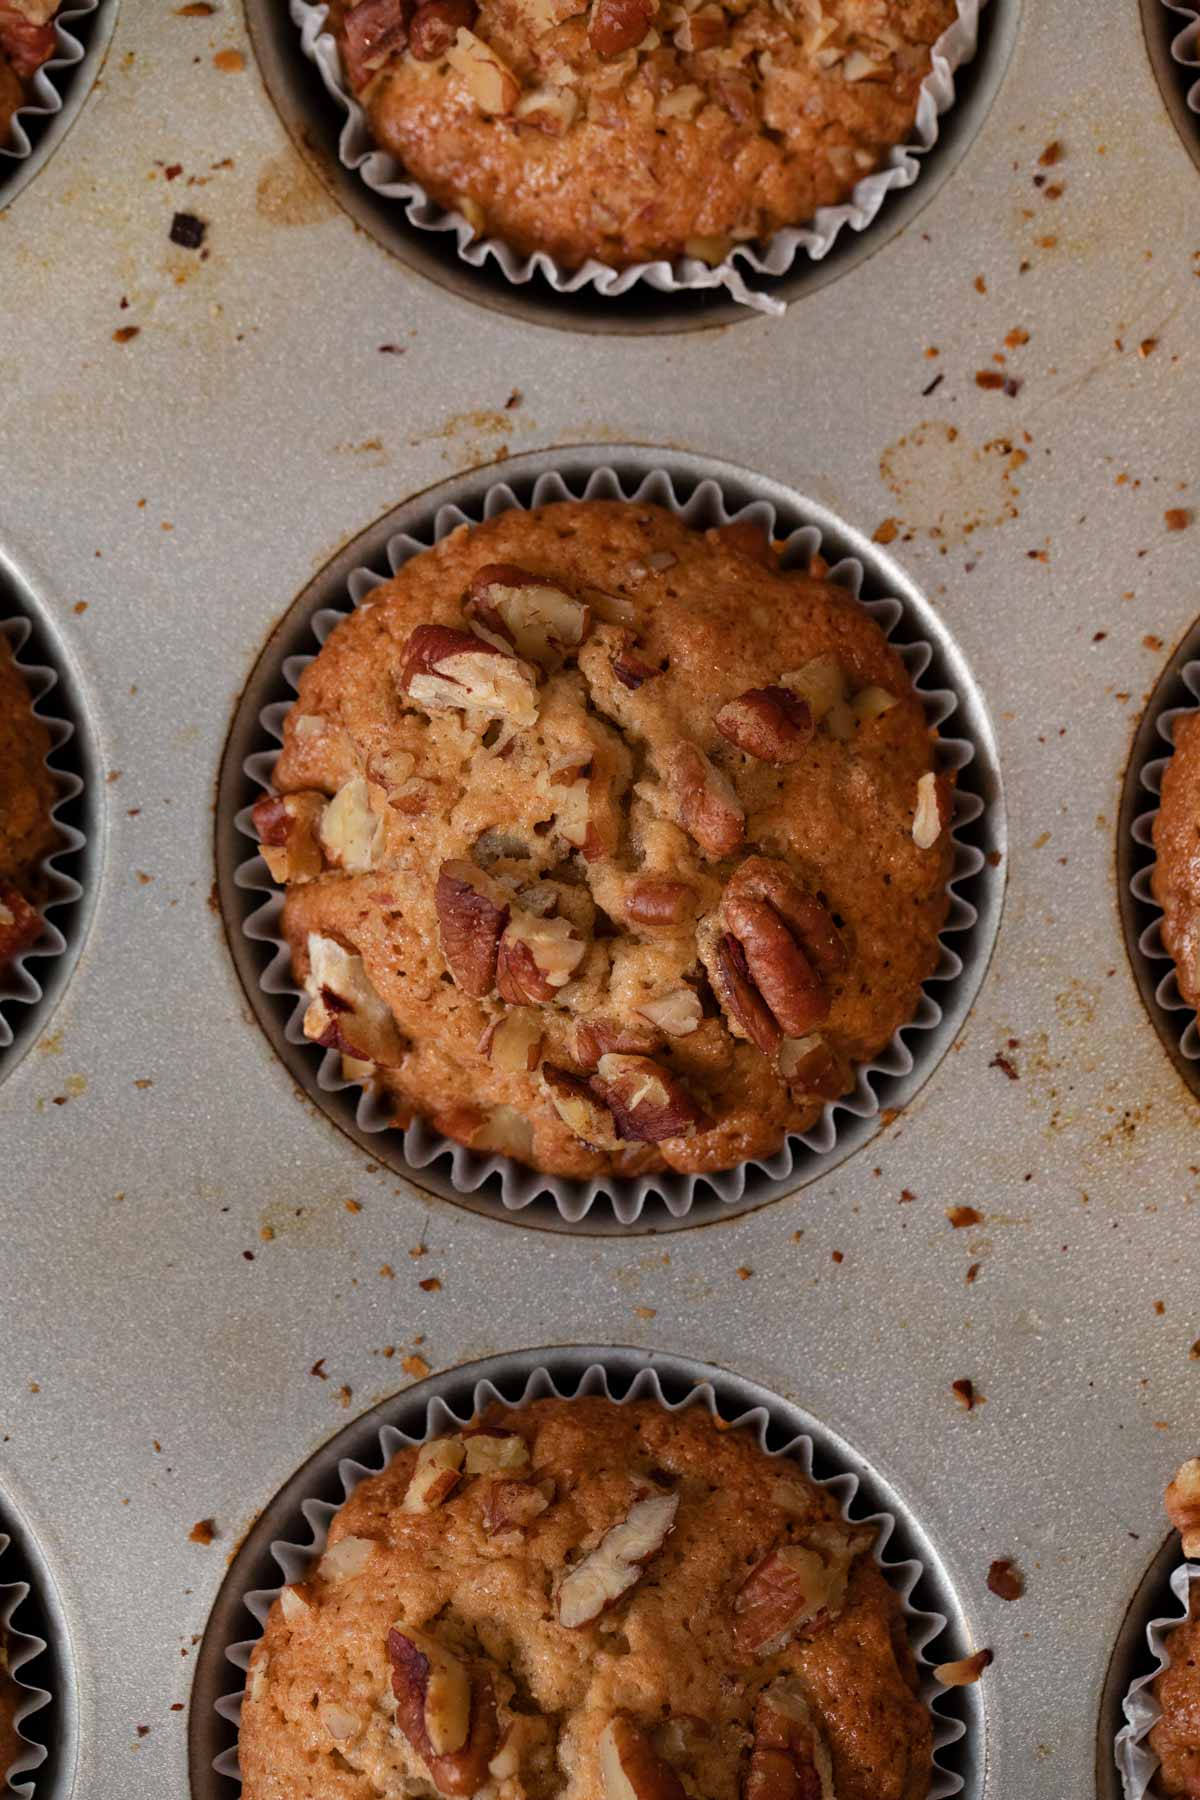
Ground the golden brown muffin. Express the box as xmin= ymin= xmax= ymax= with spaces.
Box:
xmin=1152 ymin=711 xmax=1200 ymax=1012
xmin=1151 ymin=1588 xmax=1200 ymax=1798
xmin=0 ymin=633 xmax=55 ymax=967
xmin=238 ymin=1396 xmax=933 ymax=1800
xmin=328 ymin=0 xmax=956 ymax=269
xmin=254 ymin=500 xmax=954 ymax=1180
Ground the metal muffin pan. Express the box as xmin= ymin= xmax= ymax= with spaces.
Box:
xmin=217 ymin=445 xmax=1004 ymax=1231
xmin=4 ymin=0 xmax=1200 ymax=1793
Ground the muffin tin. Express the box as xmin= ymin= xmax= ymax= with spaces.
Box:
xmin=3 ymin=0 xmax=1200 ymax=1795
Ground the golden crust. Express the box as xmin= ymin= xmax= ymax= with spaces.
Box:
xmin=334 ymin=0 xmax=956 ymax=268
xmin=263 ymin=499 xmax=953 ymax=1179
xmin=1150 ymin=1588 xmax=1200 ymax=1797
xmin=238 ymin=1396 xmax=932 ymax=1800
xmin=1152 ymin=710 xmax=1200 ymax=1012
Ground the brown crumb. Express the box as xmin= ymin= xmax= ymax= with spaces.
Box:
xmin=946 ymin=1205 xmax=983 ymax=1228
xmin=409 ymin=1244 xmax=427 ymax=1259
xmin=1004 ymin=327 xmax=1030 ymax=348
xmin=1190 ymin=1339 xmax=1200 ymax=1361
xmin=986 ymin=1558 xmax=1024 ymax=1601
xmin=402 ymin=1353 xmax=431 ymax=1379
xmin=345 ymin=1199 xmax=362 ymax=1213
xmin=633 ymin=1306 xmax=657 ymax=1320
xmin=1139 ymin=338 xmax=1159 ymax=359
xmin=736 ymin=1266 xmax=753 ymax=1280
xmin=113 ymin=326 xmax=141 ymax=344
xmin=873 ymin=518 xmax=900 ymax=545
xmin=831 ymin=1250 xmax=844 ymax=1265
xmin=990 ymin=1052 xmax=1019 ymax=1081
xmin=188 ymin=1518 xmax=216 ymax=1546
xmin=213 ymin=47 xmax=244 ymax=70
xmin=975 ymin=370 xmax=1005 ymax=390
xmin=419 ymin=1276 xmax=442 ymax=1293
xmin=379 ymin=1263 xmax=395 ymax=1278
xmin=1165 ymin=509 xmax=1192 ymax=532
xmin=176 ymin=1 xmax=215 ymax=11
xmin=935 ymin=1648 xmax=993 ymax=1686
xmin=1038 ymin=140 xmax=1063 ymax=166
xmin=965 ymin=1262 xmax=981 ymax=1285
xmin=337 ymin=1384 xmax=353 ymax=1408
xmin=951 ymin=1378 xmax=976 ymax=1411
xmin=974 ymin=275 xmax=987 ymax=294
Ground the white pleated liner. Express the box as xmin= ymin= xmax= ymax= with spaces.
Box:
xmin=0 ymin=2 xmax=99 ymax=164
xmin=1129 ymin=658 xmax=1200 ymax=1066
xmin=1115 ymin=1562 xmax=1199 ymax=1799
xmin=291 ymin=0 xmax=985 ymax=316
xmin=1160 ymin=1 xmax=1200 ymax=113
xmin=235 ymin=464 xmax=986 ymax=1225
xmin=0 ymin=1533 xmax=51 ymax=1800
xmin=212 ymin=1361 xmax=968 ymax=1796
xmin=0 ymin=616 xmax=85 ymax=1057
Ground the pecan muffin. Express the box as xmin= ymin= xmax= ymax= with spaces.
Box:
xmin=253 ymin=499 xmax=954 ymax=1180
xmin=1151 ymin=1460 xmax=1200 ymax=1796
xmin=0 ymin=634 xmax=54 ymax=968
xmin=0 ymin=4 xmax=61 ymax=144
xmin=238 ymin=1396 xmax=934 ymax=1800
xmin=1152 ymin=712 xmax=1200 ymax=1014
xmin=326 ymin=0 xmax=957 ymax=269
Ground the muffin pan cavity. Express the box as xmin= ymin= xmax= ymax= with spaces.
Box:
xmin=244 ymin=0 xmax=1017 ymax=332
xmin=190 ymin=1347 xmax=985 ymax=1800
xmin=1118 ymin=621 xmax=1200 ymax=1104
xmin=0 ymin=552 xmax=99 ymax=1087
xmin=216 ymin=446 xmax=1006 ymax=1233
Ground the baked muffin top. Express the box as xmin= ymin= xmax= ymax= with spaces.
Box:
xmin=0 ymin=3 xmax=60 ymax=144
xmin=329 ymin=0 xmax=956 ymax=269
xmin=1150 ymin=1459 xmax=1200 ymax=1796
xmin=0 ymin=633 xmax=55 ymax=968
xmin=255 ymin=499 xmax=954 ymax=1181
xmin=238 ymin=1396 xmax=933 ymax=1800
xmin=1152 ymin=710 xmax=1200 ymax=1013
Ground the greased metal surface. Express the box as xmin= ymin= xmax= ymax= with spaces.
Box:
xmin=1 ymin=2 xmax=1198 ymax=1798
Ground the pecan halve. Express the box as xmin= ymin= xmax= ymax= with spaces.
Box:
xmin=664 ymin=742 xmax=744 ymax=859
xmin=714 ymin=687 xmax=813 ymax=764
xmin=595 ymin=1053 xmax=707 ymax=1142
xmin=721 ymin=895 xmax=828 ymax=1039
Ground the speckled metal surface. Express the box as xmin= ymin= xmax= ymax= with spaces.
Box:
xmin=1 ymin=1 xmax=1198 ymax=1796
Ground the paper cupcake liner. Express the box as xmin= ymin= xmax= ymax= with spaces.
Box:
xmin=0 ymin=3 xmax=99 ymax=166
xmin=210 ymin=1354 xmax=971 ymax=1796
xmin=1128 ymin=656 xmax=1200 ymax=1067
xmin=1115 ymin=1560 xmax=1200 ymax=1798
xmin=0 ymin=1531 xmax=51 ymax=1799
xmin=290 ymin=0 xmax=985 ymax=316
xmin=233 ymin=460 xmax=988 ymax=1226
xmin=0 ymin=614 xmax=86 ymax=1062
xmin=1160 ymin=2 xmax=1200 ymax=114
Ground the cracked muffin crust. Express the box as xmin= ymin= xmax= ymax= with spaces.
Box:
xmin=1151 ymin=711 xmax=1200 ymax=1016
xmin=237 ymin=1396 xmax=933 ymax=1800
xmin=0 ymin=3 xmax=62 ymax=144
xmin=325 ymin=0 xmax=957 ymax=269
xmin=0 ymin=633 xmax=55 ymax=969
xmin=254 ymin=498 xmax=954 ymax=1180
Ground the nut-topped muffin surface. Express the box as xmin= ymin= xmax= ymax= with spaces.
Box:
xmin=253 ymin=499 xmax=954 ymax=1180
xmin=0 ymin=633 xmax=55 ymax=969
xmin=1150 ymin=1459 xmax=1200 ymax=1796
xmin=0 ymin=4 xmax=62 ymax=144
xmin=238 ymin=1396 xmax=934 ymax=1800
xmin=326 ymin=0 xmax=957 ymax=269
xmin=1152 ymin=711 xmax=1200 ymax=1015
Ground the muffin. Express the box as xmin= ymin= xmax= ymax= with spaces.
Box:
xmin=326 ymin=0 xmax=957 ymax=269
xmin=252 ymin=499 xmax=954 ymax=1181
xmin=238 ymin=1395 xmax=934 ymax=1800
xmin=1152 ymin=711 xmax=1200 ymax=1013
xmin=0 ymin=633 xmax=55 ymax=968
xmin=0 ymin=5 xmax=61 ymax=144
xmin=1150 ymin=1459 xmax=1200 ymax=1795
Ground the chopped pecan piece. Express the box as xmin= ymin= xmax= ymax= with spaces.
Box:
xmin=734 ymin=1522 xmax=871 ymax=1656
xmin=588 ymin=0 xmax=655 ymax=54
xmin=409 ymin=0 xmax=475 ymax=58
xmin=663 ymin=742 xmax=744 ymax=859
xmin=463 ymin=1426 xmax=530 ymax=1475
xmin=912 ymin=770 xmax=953 ymax=850
xmin=479 ymin=1007 xmax=543 ymax=1072
xmin=1166 ymin=1458 xmax=1200 ymax=1558
xmin=342 ymin=0 xmax=410 ymax=88
xmin=714 ymin=687 xmax=812 ymax=764
xmin=573 ymin=1017 xmax=661 ymax=1069
xmin=635 ymin=989 xmax=702 ymax=1037
xmin=302 ymin=934 xmax=406 ymax=1068
xmin=624 ymin=878 xmax=695 ymax=927
xmin=558 ymin=1491 xmax=678 ymax=1627
xmin=319 ymin=776 xmax=384 ymax=873
xmin=480 ymin=1475 xmax=554 ymax=1536
xmin=934 ymin=1649 xmax=993 ymax=1687
xmin=402 ymin=1436 xmax=466 ymax=1513
xmin=496 ymin=909 xmax=586 ymax=1004
xmin=400 ymin=623 xmax=538 ymax=725
xmin=444 ymin=27 xmax=520 ymax=113
xmin=776 ymin=1034 xmax=843 ymax=1100
xmin=595 ymin=1053 xmax=707 ymax=1142
xmin=388 ymin=1628 xmax=500 ymax=1794
xmin=253 ymin=791 xmax=326 ymax=883
xmin=465 ymin=564 xmax=591 ymax=668
xmin=541 ymin=1064 xmax=622 ymax=1150
xmin=436 ymin=860 xmax=511 ymax=998
xmin=599 ymin=1714 xmax=688 ymax=1800
xmin=745 ymin=1683 xmax=834 ymax=1800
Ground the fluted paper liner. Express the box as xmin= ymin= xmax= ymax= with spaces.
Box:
xmin=290 ymin=0 xmax=985 ymax=316
xmin=1115 ymin=1561 xmax=1199 ymax=1798
xmin=1128 ymin=657 xmax=1200 ymax=1067
xmin=1160 ymin=2 xmax=1200 ymax=114
xmin=0 ymin=614 xmax=86 ymax=1062
xmin=0 ymin=1531 xmax=50 ymax=1798
xmin=235 ymin=462 xmax=987 ymax=1224
xmin=0 ymin=3 xmax=99 ymax=167
xmin=211 ymin=1356 xmax=969 ymax=1795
